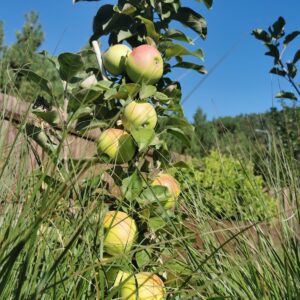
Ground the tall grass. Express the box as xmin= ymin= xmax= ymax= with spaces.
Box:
xmin=0 ymin=92 xmax=299 ymax=299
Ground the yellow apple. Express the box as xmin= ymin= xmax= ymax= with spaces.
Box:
xmin=122 ymin=101 xmax=157 ymax=132
xmin=103 ymin=211 xmax=137 ymax=256
xmin=152 ymin=174 xmax=181 ymax=209
xmin=97 ymin=128 xmax=136 ymax=164
xmin=103 ymin=44 xmax=132 ymax=75
xmin=121 ymin=272 xmax=165 ymax=300
xmin=126 ymin=45 xmax=163 ymax=84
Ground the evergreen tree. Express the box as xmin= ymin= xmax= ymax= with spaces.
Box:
xmin=0 ymin=11 xmax=48 ymax=100
xmin=190 ymin=108 xmax=214 ymax=157
xmin=0 ymin=21 xmax=4 ymax=55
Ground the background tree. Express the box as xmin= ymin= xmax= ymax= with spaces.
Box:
xmin=0 ymin=21 xmax=4 ymax=55
xmin=0 ymin=12 xmax=61 ymax=102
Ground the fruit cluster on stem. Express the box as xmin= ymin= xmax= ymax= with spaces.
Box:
xmin=98 ymin=43 xmax=181 ymax=299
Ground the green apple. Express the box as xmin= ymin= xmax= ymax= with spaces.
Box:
xmin=126 ymin=45 xmax=163 ymax=84
xmin=97 ymin=128 xmax=136 ymax=164
xmin=121 ymin=272 xmax=165 ymax=300
xmin=152 ymin=173 xmax=181 ymax=209
xmin=103 ymin=211 xmax=137 ymax=256
xmin=102 ymin=44 xmax=132 ymax=75
xmin=122 ymin=101 xmax=157 ymax=132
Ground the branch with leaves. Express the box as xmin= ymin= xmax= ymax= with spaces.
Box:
xmin=253 ymin=16 xmax=300 ymax=101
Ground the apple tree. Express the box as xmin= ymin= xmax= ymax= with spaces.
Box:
xmin=20 ymin=0 xmax=212 ymax=297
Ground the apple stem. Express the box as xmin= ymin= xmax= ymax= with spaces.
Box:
xmin=92 ymin=40 xmax=109 ymax=81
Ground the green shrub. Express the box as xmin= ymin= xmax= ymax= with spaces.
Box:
xmin=174 ymin=151 xmax=277 ymax=221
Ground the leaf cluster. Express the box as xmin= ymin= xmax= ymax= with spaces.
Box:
xmin=253 ymin=16 xmax=300 ymax=101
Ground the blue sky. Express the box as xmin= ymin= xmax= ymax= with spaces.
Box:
xmin=1 ymin=0 xmax=299 ymax=121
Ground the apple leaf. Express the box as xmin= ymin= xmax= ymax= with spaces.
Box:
xmin=269 ymin=67 xmax=286 ymax=77
xmin=114 ymin=3 xmax=137 ymax=15
xmin=136 ymin=16 xmax=160 ymax=42
xmin=68 ymin=106 xmax=93 ymax=123
xmin=140 ymin=185 xmax=170 ymax=206
xmin=275 ymin=91 xmax=297 ymax=100
xmin=252 ymin=29 xmax=272 ymax=43
xmin=162 ymin=116 xmax=194 ymax=130
xmin=167 ymin=128 xmax=191 ymax=147
xmin=148 ymin=217 xmax=167 ymax=231
xmin=283 ymin=31 xmax=300 ymax=46
xmin=19 ymin=69 xmax=53 ymax=97
xmin=58 ymin=52 xmax=84 ymax=82
xmin=77 ymin=119 xmax=108 ymax=134
xmin=173 ymin=62 xmax=207 ymax=74
xmin=92 ymin=4 xmax=132 ymax=41
xmin=32 ymin=110 xmax=60 ymax=126
xmin=161 ymin=42 xmax=204 ymax=60
xmin=173 ymin=7 xmax=207 ymax=39
xmin=118 ymin=83 xmax=141 ymax=99
xmin=268 ymin=16 xmax=285 ymax=40
xmin=153 ymin=92 xmax=170 ymax=101
xmin=136 ymin=249 xmax=153 ymax=268
xmin=293 ymin=49 xmax=300 ymax=64
xmin=139 ymin=84 xmax=157 ymax=99
xmin=25 ymin=124 xmax=58 ymax=157
xmin=131 ymin=128 xmax=156 ymax=152
xmin=121 ymin=170 xmax=143 ymax=201
xmin=164 ymin=29 xmax=194 ymax=44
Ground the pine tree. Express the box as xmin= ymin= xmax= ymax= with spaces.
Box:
xmin=0 ymin=11 xmax=48 ymax=100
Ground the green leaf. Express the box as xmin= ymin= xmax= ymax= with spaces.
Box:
xmin=19 ymin=70 xmax=53 ymax=97
xmin=252 ymin=29 xmax=272 ymax=43
xmin=104 ymin=87 xmax=119 ymax=100
xmin=265 ymin=44 xmax=280 ymax=64
xmin=114 ymin=3 xmax=137 ymax=15
xmin=195 ymin=0 xmax=214 ymax=9
xmin=153 ymin=92 xmax=170 ymax=101
xmin=283 ymin=31 xmax=300 ymax=46
xmin=174 ymin=7 xmax=207 ymax=39
xmin=117 ymin=29 xmax=134 ymax=42
xmin=118 ymin=83 xmax=141 ymax=99
xmin=25 ymin=124 xmax=58 ymax=157
xmin=33 ymin=110 xmax=60 ymax=126
xmin=287 ymin=63 xmax=297 ymax=78
xmin=173 ymin=62 xmax=207 ymax=74
xmin=77 ymin=119 xmax=108 ymax=133
xmin=203 ymin=0 xmax=213 ymax=9
xmin=162 ymin=42 xmax=204 ymax=60
xmin=69 ymin=89 xmax=105 ymax=109
xmin=136 ymin=16 xmax=160 ymax=42
xmin=121 ymin=170 xmax=143 ymax=201
xmin=167 ymin=128 xmax=191 ymax=147
xmin=131 ymin=128 xmax=156 ymax=151
xmin=164 ymin=29 xmax=194 ymax=44
xmin=172 ymin=161 xmax=190 ymax=168
xmin=293 ymin=49 xmax=300 ymax=64
xmin=269 ymin=67 xmax=286 ymax=77
xmin=163 ymin=116 xmax=194 ymax=130
xmin=139 ymin=84 xmax=157 ymax=99
xmin=136 ymin=249 xmax=152 ymax=268
xmin=140 ymin=185 xmax=170 ymax=206
xmin=68 ymin=106 xmax=92 ymax=123
xmin=58 ymin=52 xmax=84 ymax=82
xmin=275 ymin=91 xmax=297 ymax=100
xmin=148 ymin=217 xmax=166 ymax=231
xmin=268 ymin=16 xmax=285 ymax=39
xmin=92 ymin=4 xmax=132 ymax=40
xmin=92 ymin=80 xmax=116 ymax=91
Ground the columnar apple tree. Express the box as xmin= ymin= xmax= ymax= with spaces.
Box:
xmin=22 ymin=0 xmax=212 ymax=297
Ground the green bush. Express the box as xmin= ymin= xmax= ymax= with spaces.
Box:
xmin=174 ymin=151 xmax=277 ymax=221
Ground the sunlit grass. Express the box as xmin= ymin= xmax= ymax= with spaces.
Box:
xmin=0 ymin=89 xmax=299 ymax=299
